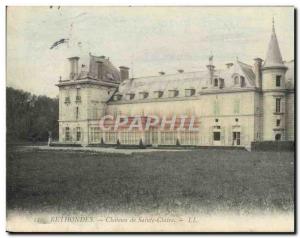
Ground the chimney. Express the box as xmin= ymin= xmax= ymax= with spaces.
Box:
xmin=253 ymin=58 xmax=263 ymax=88
xmin=68 ymin=56 xmax=80 ymax=80
xmin=119 ymin=66 xmax=130 ymax=81
xmin=226 ymin=63 xmax=233 ymax=69
xmin=178 ymin=69 xmax=184 ymax=73
xmin=159 ymin=71 xmax=165 ymax=75
xmin=206 ymin=64 xmax=215 ymax=85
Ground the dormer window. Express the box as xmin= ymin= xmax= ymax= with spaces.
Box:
xmin=214 ymin=78 xmax=219 ymax=87
xmin=154 ymin=91 xmax=163 ymax=98
xmin=185 ymin=88 xmax=195 ymax=97
xmin=139 ymin=92 xmax=149 ymax=99
xmin=113 ymin=94 xmax=122 ymax=101
xmin=213 ymin=78 xmax=225 ymax=89
xmin=126 ymin=93 xmax=135 ymax=100
xmin=168 ymin=89 xmax=179 ymax=98
xmin=240 ymin=76 xmax=246 ymax=87
xmin=233 ymin=75 xmax=246 ymax=87
xmin=219 ymin=78 xmax=225 ymax=89
xmin=234 ymin=76 xmax=239 ymax=85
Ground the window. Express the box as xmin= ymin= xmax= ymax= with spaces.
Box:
xmin=213 ymin=132 xmax=221 ymax=141
xmin=154 ymin=91 xmax=163 ymax=98
xmin=275 ymin=133 xmax=281 ymax=141
xmin=185 ymin=89 xmax=195 ymax=97
xmin=76 ymin=95 xmax=81 ymax=102
xmin=219 ymin=78 xmax=225 ymax=88
xmin=65 ymin=127 xmax=70 ymax=141
xmin=276 ymin=75 xmax=281 ymax=87
xmin=168 ymin=90 xmax=178 ymax=97
xmin=276 ymin=119 xmax=281 ymax=127
xmin=215 ymin=118 xmax=219 ymax=123
xmin=139 ymin=92 xmax=149 ymax=99
xmin=240 ymin=76 xmax=246 ymax=87
xmin=127 ymin=93 xmax=134 ymax=100
xmin=214 ymin=78 xmax=218 ymax=87
xmin=235 ymin=118 xmax=239 ymax=122
xmin=114 ymin=94 xmax=122 ymax=101
xmin=76 ymin=127 xmax=81 ymax=141
xmin=233 ymin=132 xmax=241 ymax=145
xmin=76 ymin=106 xmax=79 ymax=119
xmin=234 ymin=76 xmax=239 ymax=85
xmin=275 ymin=98 xmax=281 ymax=113
xmin=65 ymin=96 xmax=70 ymax=103
xmin=179 ymin=131 xmax=199 ymax=145
xmin=76 ymin=88 xmax=81 ymax=102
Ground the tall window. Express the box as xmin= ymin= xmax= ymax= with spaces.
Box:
xmin=219 ymin=78 xmax=225 ymax=88
xmin=213 ymin=132 xmax=220 ymax=141
xmin=275 ymin=98 xmax=281 ymax=113
xmin=233 ymin=132 xmax=241 ymax=145
xmin=65 ymin=127 xmax=70 ymax=141
xmin=76 ymin=127 xmax=81 ymax=141
xmin=76 ymin=106 xmax=79 ymax=119
xmin=276 ymin=119 xmax=281 ymax=127
xmin=234 ymin=76 xmax=239 ymax=85
xmin=276 ymin=75 xmax=281 ymax=87
xmin=214 ymin=78 xmax=218 ymax=87
xmin=76 ymin=88 xmax=81 ymax=102
xmin=240 ymin=76 xmax=246 ymax=87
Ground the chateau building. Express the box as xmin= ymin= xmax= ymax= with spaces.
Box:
xmin=56 ymin=22 xmax=294 ymax=147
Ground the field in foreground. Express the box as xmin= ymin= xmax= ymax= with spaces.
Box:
xmin=7 ymin=146 xmax=294 ymax=214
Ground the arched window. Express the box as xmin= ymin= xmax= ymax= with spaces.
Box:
xmin=240 ymin=76 xmax=246 ymax=87
xmin=219 ymin=78 xmax=225 ymax=88
xmin=214 ymin=78 xmax=218 ymax=87
xmin=234 ymin=76 xmax=239 ymax=85
xmin=275 ymin=134 xmax=281 ymax=141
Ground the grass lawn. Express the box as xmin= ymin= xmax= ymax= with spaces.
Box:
xmin=7 ymin=146 xmax=294 ymax=214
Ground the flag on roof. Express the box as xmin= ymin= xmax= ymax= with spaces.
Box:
xmin=49 ymin=38 xmax=69 ymax=49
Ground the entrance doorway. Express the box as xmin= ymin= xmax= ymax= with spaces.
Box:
xmin=233 ymin=132 xmax=241 ymax=146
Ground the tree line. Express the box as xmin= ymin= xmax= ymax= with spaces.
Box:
xmin=7 ymin=87 xmax=59 ymax=143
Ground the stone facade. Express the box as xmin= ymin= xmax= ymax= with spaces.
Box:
xmin=56 ymin=22 xmax=294 ymax=147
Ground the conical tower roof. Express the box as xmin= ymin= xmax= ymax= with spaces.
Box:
xmin=263 ymin=19 xmax=286 ymax=69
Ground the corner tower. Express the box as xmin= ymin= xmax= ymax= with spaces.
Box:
xmin=262 ymin=19 xmax=288 ymax=141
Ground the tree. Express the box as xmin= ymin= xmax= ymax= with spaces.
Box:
xmin=6 ymin=87 xmax=59 ymax=143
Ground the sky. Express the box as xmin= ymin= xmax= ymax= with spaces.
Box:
xmin=6 ymin=6 xmax=294 ymax=97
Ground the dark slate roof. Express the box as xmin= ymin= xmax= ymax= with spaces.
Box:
xmin=109 ymin=60 xmax=257 ymax=103
xmin=263 ymin=24 xmax=285 ymax=68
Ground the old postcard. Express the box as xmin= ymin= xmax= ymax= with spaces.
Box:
xmin=6 ymin=6 xmax=295 ymax=232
